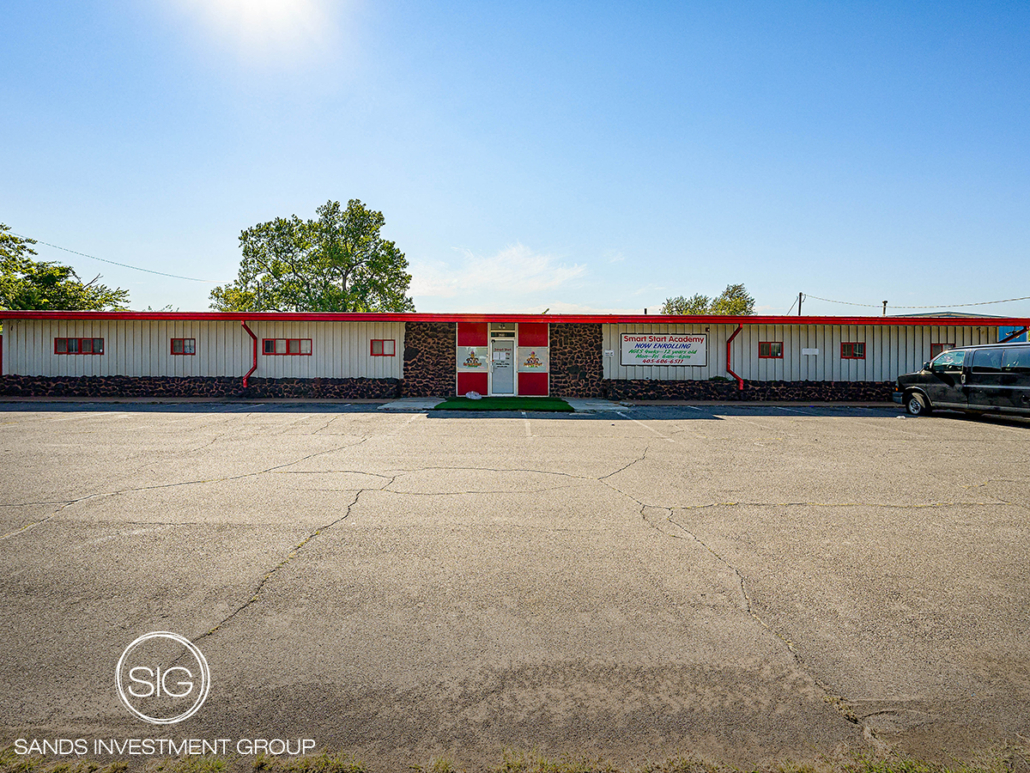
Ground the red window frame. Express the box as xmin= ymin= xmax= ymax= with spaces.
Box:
xmin=930 ymin=343 xmax=955 ymax=359
xmin=171 ymin=338 xmax=196 ymax=356
xmin=54 ymin=337 xmax=104 ymax=355
xmin=261 ymin=338 xmax=312 ymax=356
xmin=370 ymin=339 xmax=396 ymax=357
xmin=758 ymin=341 xmax=783 ymax=359
xmin=841 ymin=342 xmax=866 ymax=360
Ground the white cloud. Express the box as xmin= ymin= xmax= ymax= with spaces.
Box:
xmin=410 ymin=244 xmax=586 ymax=299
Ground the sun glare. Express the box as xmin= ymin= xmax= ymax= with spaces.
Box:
xmin=171 ymin=0 xmax=339 ymax=62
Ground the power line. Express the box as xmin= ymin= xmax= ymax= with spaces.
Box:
xmin=804 ymin=293 xmax=1030 ymax=310
xmin=13 ymin=233 xmax=217 ymax=283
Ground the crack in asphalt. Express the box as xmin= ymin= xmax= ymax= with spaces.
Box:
xmin=186 ymin=431 xmax=228 ymax=454
xmin=668 ymin=499 xmax=1007 ymax=510
xmin=379 ymin=465 xmax=597 ymax=482
xmin=0 ymin=496 xmax=112 ymax=541
xmin=598 ymin=443 xmax=651 ymax=481
xmin=959 ymin=479 xmax=1029 ymax=512
xmin=313 ymin=415 xmax=344 ymax=434
xmin=378 ymin=484 xmax=589 ymax=496
xmin=594 ymin=467 xmax=877 ymax=744
xmin=0 ymin=500 xmax=79 ymax=508
xmin=651 ymin=504 xmax=874 ymax=738
xmin=193 ymin=482 xmax=393 ymax=643
xmin=0 ymin=439 xmax=371 ymax=540
xmin=0 ymin=456 xmax=625 ymax=542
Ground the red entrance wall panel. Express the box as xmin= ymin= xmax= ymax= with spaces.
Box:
xmin=518 ymin=372 xmax=548 ymax=396
xmin=457 ymin=323 xmax=488 ymax=346
xmin=457 ymin=372 xmax=488 ymax=395
xmin=518 ymin=323 xmax=548 ymax=347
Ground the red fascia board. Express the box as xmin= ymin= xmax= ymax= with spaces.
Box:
xmin=2 ymin=310 xmax=1028 ymax=327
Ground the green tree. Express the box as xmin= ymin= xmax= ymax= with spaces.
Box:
xmin=660 ymin=284 xmax=755 ymax=316
xmin=709 ymin=283 xmax=755 ymax=315
xmin=0 ymin=224 xmax=130 ymax=311
xmin=660 ymin=293 xmax=711 ymax=315
xmin=210 ymin=199 xmax=415 ymax=312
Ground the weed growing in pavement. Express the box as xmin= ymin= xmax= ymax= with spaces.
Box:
xmin=152 ymin=757 xmax=226 ymax=773
xmin=253 ymin=753 xmax=365 ymax=773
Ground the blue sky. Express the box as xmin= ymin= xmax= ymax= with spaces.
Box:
xmin=2 ymin=1 xmax=1028 ymax=316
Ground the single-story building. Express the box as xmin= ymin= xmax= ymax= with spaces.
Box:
xmin=1 ymin=311 xmax=1027 ymax=401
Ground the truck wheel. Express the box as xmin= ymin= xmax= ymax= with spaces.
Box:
xmin=906 ymin=392 xmax=931 ymax=416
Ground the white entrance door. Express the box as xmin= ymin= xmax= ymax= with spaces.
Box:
xmin=490 ymin=339 xmax=515 ymax=395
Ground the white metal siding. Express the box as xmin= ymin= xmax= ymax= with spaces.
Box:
xmin=0 ymin=319 xmax=404 ymax=379
xmin=248 ymin=321 xmax=404 ymax=379
xmin=603 ymin=323 xmax=996 ymax=382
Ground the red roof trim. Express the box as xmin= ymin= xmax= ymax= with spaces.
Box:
xmin=1 ymin=310 xmax=1027 ymax=326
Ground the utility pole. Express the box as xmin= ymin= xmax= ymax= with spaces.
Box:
xmin=798 ymin=292 xmax=803 ymax=316
xmin=882 ymin=300 xmax=888 ymax=316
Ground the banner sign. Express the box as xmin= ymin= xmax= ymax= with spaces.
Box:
xmin=456 ymin=346 xmax=489 ymax=372
xmin=517 ymin=347 xmax=549 ymax=373
xmin=620 ymin=333 xmax=707 ymax=367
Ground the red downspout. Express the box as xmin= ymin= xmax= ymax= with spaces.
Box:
xmin=241 ymin=321 xmax=258 ymax=388
xmin=726 ymin=323 xmax=744 ymax=391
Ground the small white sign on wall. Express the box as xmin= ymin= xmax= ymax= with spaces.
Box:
xmin=802 ymin=348 xmax=819 ymax=356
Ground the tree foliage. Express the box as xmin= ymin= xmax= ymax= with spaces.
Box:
xmin=0 ymin=224 xmax=130 ymax=311
xmin=660 ymin=283 xmax=755 ymax=316
xmin=210 ymin=200 xmax=415 ymax=313
xmin=660 ymin=293 xmax=711 ymax=315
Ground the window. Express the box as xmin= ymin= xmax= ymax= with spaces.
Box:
xmin=758 ymin=341 xmax=783 ymax=359
xmin=841 ymin=342 xmax=866 ymax=360
xmin=930 ymin=349 xmax=965 ymax=373
xmin=55 ymin=337 xmax=104 ymax=355
xmin=370 ymin=339 xmax=396 ymax=356
xmin=930 ymin=343 xmax=955 ymax=358
xmin=971 ymin=348 xmax=1002 ymax=373
xmin=171 ymin=338 xmax=196 ymax=355
xmin=262 ymin=338 xmax=312 ymax=356
xmin=1001 ymin=346 xmax=1030 ymax=374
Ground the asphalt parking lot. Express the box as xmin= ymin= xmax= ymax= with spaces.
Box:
xmin=1 ymin=402 xmax=1029 ymax=768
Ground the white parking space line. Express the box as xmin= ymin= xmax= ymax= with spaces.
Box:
xmin=41 ymin=412 xmax=129 ymax=423
xmin=616 ymin=411 xmax=676 ymax=443
xmin=521 ymin=411 xmax=532 ymax=438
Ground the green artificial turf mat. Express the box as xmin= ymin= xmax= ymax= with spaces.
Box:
xmin=434 ymin=396 xmax=574 ymax=412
